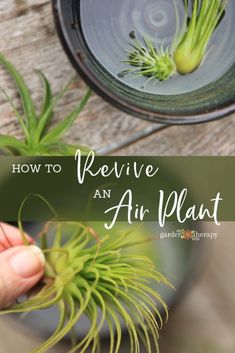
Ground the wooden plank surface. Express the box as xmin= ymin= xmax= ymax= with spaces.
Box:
xmin=1 ymin=0 xmax=235 ymax=155
xmin=115 ymin=115 xmax=235 ymax=155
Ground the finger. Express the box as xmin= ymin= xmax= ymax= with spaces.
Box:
xmin=0 ymin=245 xmax=45 ymax=309
xmin=0 ymin=223 xmax=34 ymax=252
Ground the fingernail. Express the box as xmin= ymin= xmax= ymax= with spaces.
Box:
xmin=9 ymin=246 xmax=45 ymax=278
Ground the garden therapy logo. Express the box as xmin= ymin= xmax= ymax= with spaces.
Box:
xmin=160 ymin=229 xmax=218 ymax=241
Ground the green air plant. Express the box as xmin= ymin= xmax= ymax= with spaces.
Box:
xmin=0 ymin=219 xmax=170 ymax=353
xmin=123 ymin=33 xmax=176 ymax=82
xmin=174 ymin=0 xmax=228 ymax=74
xmin=124 ymin=0 xmax=228 ymax=82
xmin=0 ymin=53 xmax=91 ymax=156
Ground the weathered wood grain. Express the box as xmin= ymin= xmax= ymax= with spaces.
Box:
xmin=0 ymin=0 xmax=151 ymax=152
xmin=115 ymin=115 xmax=235 ymax=155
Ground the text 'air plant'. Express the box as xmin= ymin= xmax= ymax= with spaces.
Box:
xmin=0 ymin=196 xmax=170 ymax=353
xmin=0 ymin=53 xmax=91 ymax=156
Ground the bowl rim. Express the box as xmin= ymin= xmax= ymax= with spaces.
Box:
xmin=52 ymin=0 xmax=235 ymax=125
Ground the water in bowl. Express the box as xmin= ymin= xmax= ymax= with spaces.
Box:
xmin=80 ymin=0 xmax=235 ymax=95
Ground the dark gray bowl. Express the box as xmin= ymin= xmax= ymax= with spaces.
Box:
xmin=52 ymin=0 xmax=235 ymax=124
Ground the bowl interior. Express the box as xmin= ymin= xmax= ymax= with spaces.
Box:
xmin=80 ymin=0 xmax=235 ymax=96
xmin=54 ymin=0 xmax=235 ymax=123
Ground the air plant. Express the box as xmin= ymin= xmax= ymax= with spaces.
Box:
xmin=174 ymin=0 xmax=228 ymax=74
xmin=0 ymin=53 xmax=91 ymax=156
xmin=122 ymin=33 xmax=176 ymax=82
xmin=124 ymin=0 xmax=228 ymax=82
xmin=0 ymin=224 xmax=170 ymax=353
xmin=0 ymin=195 xmax=170 ymax=353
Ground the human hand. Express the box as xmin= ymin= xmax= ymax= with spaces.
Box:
xmin=0 ymin=223 xmax=45 ymax=309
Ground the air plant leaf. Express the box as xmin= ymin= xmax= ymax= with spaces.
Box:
xmin=35 ymin=70 xmax=53 ymax=120
xmin=0 ymin=220 xmax=170 ymax=353
xmin=0 ymin=53 xmax=92 ymax=156
xmin=0 ymin=134 xmax=24 ymax=147
xmin=174 ymin=0 xmax=228 ymax=74
xmin=0 ymin=87 xmax=29 ymax=138
xmin=0 ymin=135 xmax=27 ymax=155
xmin=35 ymin=79 xmax=73 ymax=141
xmin=41 ymin=88 xmax=91 ymax=144
xmin=0 ymin=53 xmax=37 ymax=138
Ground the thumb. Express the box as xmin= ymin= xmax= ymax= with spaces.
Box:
xmin=0 ymin=245 xmax=45 ymax=309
